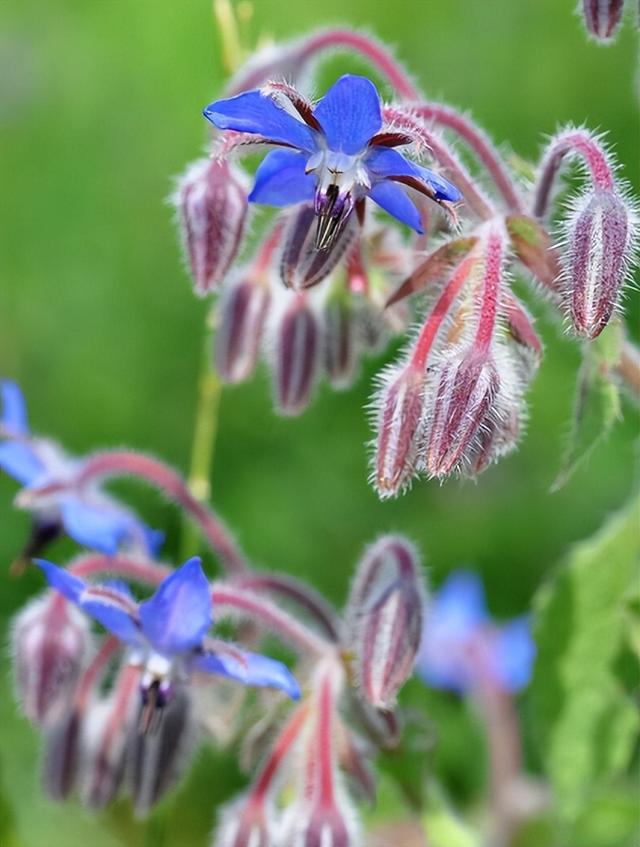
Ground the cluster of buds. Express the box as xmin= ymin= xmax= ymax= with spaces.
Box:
xmin=173 ymin=24 xmax=638 ymax=495
xmin=5 ymin=382 xmax=427 ymax=845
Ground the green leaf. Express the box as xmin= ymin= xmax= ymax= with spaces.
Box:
xmin=552 ymin=320 xmax=625 ymax=492
xmin=530 ymin=495 xmax=640 ymax=821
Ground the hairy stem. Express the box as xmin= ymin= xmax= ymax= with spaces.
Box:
xmin=533 ymin=129 xmax=614 ymax=219
xmin=212 ymin=583 xmax=333 ymax=656
xmin=414 ymin=103 xmax=522 ymax=212
xmin=75 ymin=451 xmax=248 ymax=575
xmin=227 ymin=28 xmax=419 ymax=99
xmin=181 ymin=309 xmax=223 ymax=560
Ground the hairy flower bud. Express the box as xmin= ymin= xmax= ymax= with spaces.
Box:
xmin=42 ymin=708 xmax=83 ymax=801
xmin=580 ymin=0 xmax=624 ymax=42
xmin=324 ymin=296 xmax=359 ymax=390
xmin=370 ymin=362 xmax=425 ymax=499
xmin=281 ymin=205 xmax=356 ymax=290
xmin=127 ymin=686 xmax=197 ymax=817
xmin=270 ymin=293 xmax=321 ymax=416
xmin=81 ymin=666 xmax=140 ymax=810
xmin=563 ymin=188 xmax=634 ymax=339
xmin=11 ymin=592 xmax=91 ymax=725
xmin=423 ymin=350 xmax=500 ymax=478
xmin=175 ymin=157 xmax=248 ymax=296
xmin=215 ymin=276 xmax=271 ymax=383
xmin=347 ymin=536 xmax=424 ymax=710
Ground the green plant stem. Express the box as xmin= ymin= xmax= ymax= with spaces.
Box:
xmin=180 ymin=309 xmax=222 ymax=560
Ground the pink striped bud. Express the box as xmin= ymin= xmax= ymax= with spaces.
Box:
xmin=81 ymin=666 xmax=140 ymax=810
xmin=42 ymin=708 xmax=83 ymax=801
xmin=347 ymin=536 xmax=424 ymax=711
xmin=281 ymin=205 xmax=356 ymax=290
xmin=324 ymin=296 xmax=359 ymax=390
xmin=564 ymin=188 xmax=634 ymax=339
xmin=424 ymin=350 xmax=499 ymax=478
xmin=175 ymin=157 xmax=248 ymax=296
xmin=127 ymin=687 xmax=197 ymax=817
xmin=215 ymin=276 xmax=271 ymax=383
xmin=270 ymin=293 xmax=321 ymax=416
xmin=580 ymin=0 xmax=624 ymax=42
xmin=11 ymin=592 xmax=91 ymax=725
xmin=423 ymin=345 xmax=524 ymax=478
xmin=370 ymin=362 xmax=425 ymax=499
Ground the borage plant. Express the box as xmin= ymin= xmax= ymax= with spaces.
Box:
xmin=4 ymin=4 xmax=639 ymax=847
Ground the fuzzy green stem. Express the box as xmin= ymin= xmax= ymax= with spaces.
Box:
xmin=180 ymin=309 xmax=222 ymax=560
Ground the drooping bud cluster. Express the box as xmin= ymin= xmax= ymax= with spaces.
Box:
xmin=211 ymin=217 xmax=411 ymax=415
xmin=179 ymin=33 xmax=638 ymax=494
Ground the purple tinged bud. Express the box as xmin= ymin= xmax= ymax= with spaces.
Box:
xmin=347 ymin=536 xmax=424 ymax=711
xmin=127 ymin=686 xmax=197 ymax=817
xmin=215 ymin=276 xmax=271 ymax=383
xmin=324 ymin=296 xmax=359 ymax=390
xmin=42 ymin=708 xmax=82 ymax=801
xmin=281 ymin=205 xmax=356 ymax=290
xmin=11 ymin=592 xmax=91 ymax=725
xmin=371 ymin=362 xmax=425 ymax=499
xmin=271 ymin=293 xmax=321 ymax=416
xmin=564 ymin=188 xmax=633 ymax=339
xmin=424 ymin=350 xmax=500 ymax=479
xmin=175 ymin=157 xmax=249 ymax=296
xmin=580 ymin=0 xmax=624 ymax=42
xmin=81 ymin=666 xmax=140 ymax=810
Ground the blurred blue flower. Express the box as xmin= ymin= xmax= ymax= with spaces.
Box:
xmin=0 ymin=380 xmax=161 ymax=556
xmin=415 ymin=570 xmax=535 ymax=694
xmin=204 ymin=74 xmax=461 ymax=248
xmin=36 ymin=556 xmax=301 ymax=703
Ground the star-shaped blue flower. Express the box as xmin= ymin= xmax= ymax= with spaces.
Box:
xmin=204 ymin=75 xmax=462 ymax=249
xmin=36 ymin=556 xmax=301 ymax=704
xmin=0 ymin=380 xmax=161 ymax=556
xmin=415 ymin=571 xmax=535 ymax=694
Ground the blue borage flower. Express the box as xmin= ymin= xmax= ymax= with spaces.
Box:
xmin=0 ymin=380 xmax=161 ymax=556
xmin=204 ymin=74 xmax=462 ymax=249
xmin=416 ymin=570 xmax=535 ymax=693
xmin=36 ymin=556 xmax=301 ymax=707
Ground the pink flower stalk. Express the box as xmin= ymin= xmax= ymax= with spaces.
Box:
xmin=347 ymin=536 xmax=424 ymax=710
xmin=579 ymin=0 xmax=625 ymax=42
xmin=534 ymin=127 xmax=638 ymax=338
xmin=280 ymin=668 xmax=359 ymax=847
xmin=214 ymin=703 xmax=310 ymax=847
xmin=270 ymin=292 xmax=321 ymax=416
xmin=371 ymin=248 xmax=480 ymax=496
xmin=421 ymin=223 xmax=524 ymax=478
xmin=175 ymin=157 xmax=249 ymax=295
xmin=11 ymin=592 xmax=91 ymax=725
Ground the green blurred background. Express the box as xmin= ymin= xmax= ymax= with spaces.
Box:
xmin=0 ymin=1 xmax=638 ymax=845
